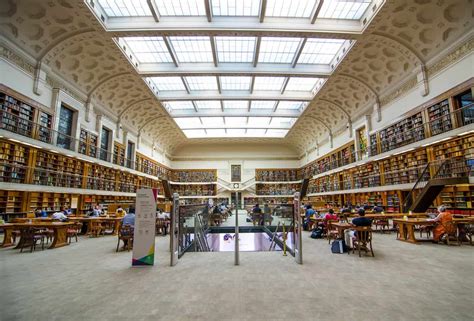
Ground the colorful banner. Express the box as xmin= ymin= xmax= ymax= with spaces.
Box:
xmin=132 ymin=188 xmax=157 ymax=266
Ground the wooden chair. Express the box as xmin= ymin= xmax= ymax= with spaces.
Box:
xmin=88 ymin=220 xmax=104 ymax=237
xmin=67 ymin=222 xmax=82 ymax=243
xmin=418 ymin=225 xmax=433 ymax=239
xmin=156 ymin=218 xmax=167 ymax=236
xmin=440 ymin=221 xmax=460 ymax=246
xmin=116 ymin=225 xmax=134 ymax=252
xmin=374 ymin=219 xmax=390 ymax=233
xmin=351 ymin=226 xmax=374 ymax=257
xmin=326 ymin=220 xmax=339 ymax=244
xmin=19 ymin=228 xmax=45 ymax=253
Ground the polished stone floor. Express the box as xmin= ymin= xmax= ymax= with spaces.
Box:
xmin=0 ymin=228 xmax=473 ymax=321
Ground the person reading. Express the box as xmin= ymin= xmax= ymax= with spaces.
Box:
xmin=344 ymin=209 xmax=372 ymax=248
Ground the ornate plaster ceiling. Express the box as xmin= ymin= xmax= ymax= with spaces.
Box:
xmin=0 ymin=0 xmax=472 ymax=155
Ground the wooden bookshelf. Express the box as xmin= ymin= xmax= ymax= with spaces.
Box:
xmin=244 ymin=197 xmax=293 ymax=206
xmin=79 ymin=128 xmax=98 ymax=158
xmin=113 ymin=142 xmax=125 ymax=167
xmin=303 ymin=142 xmax=356 ymax=178
xmin=0 ymin=190 xmax=23 ymax=214
xmin=171 ymin=183 xmax=216 ymax=196
xmin=171 ymin=169 xmax=217 ymax=182
xmin=381 ymin=149 xmax=428 ymax=185
xmin=427 ymin=99 xmax=453 ymax=137
xmin=255 ymin=168 xmax=301 ymax=182
xmin=379 ymin=112 xmax=425 ymax=153
xmin=256 ymin=183 xmax=301 ymax=195
xmin=135 ymin=152 xmax=171 ymax=179
xmin=0 ymin=140 xmax=29 ymax=184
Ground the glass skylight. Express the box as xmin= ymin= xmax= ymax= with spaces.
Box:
xmin=285 ymin=77 xmax=322 ymax=92
xmin=147 ymin=77 xmax=186 ymax=91
xmin=248 ymin=117 xmax=271 ymax=126
xmin=298 ymin=39 xmax=346 ymax=64
xmin=276 ymin=101 xmax=307 ymax=110
xmin=225 ymin=117 xmax=248 ymax=127
xmin=185 ymin=76 xmax=218 ymax=90
xmin=251 ymin=101 xmax=277 ymax=109
xmin=174 ymin=117 xmax=202 ymax=128
xmin=227 ymin=129 xmax=247 ymax=137
xmin=266 ymin=0 xmax=317 ymax=18
xmin=122 ymin=37 xmax=172 ymax=63
xmin=259 ymin=37 xmax=302 ymax=63
xmin=270 ymin=117 xmax=297 ymax=127
xmin=253 ymin=77 xmax=286 ymax=91
xmin=220 ymin=76 xmax=252 ymax=90
xmin=246 ymin=129 xmax=267 ymax=136
xmin=169 ymin=37 xmax=213 ymax=63
xmin=318 ymin=0 xmax=371 ymax=20
xmin=223 ymin=101 xmax=249 ymax=109
xmin=206 ymin=129 xmax=227 ymax=137
xmin=194 ymin=100 xmax=222 ymax=109
xmin=215 ymin=37 xmax=256 ymax=63
xmin=155 ymin=0 xmax=206 ymax=16
xmin=97 ymin=0 xmax=151 ymax=17
xmin=211 ymin=0 xmax=260 ymax=16
xmin=164 ymin=101 xmax=195 ymax=110
xmin=183 ymin=129 xmax=207 ymax=138
xmin=201 ymin=117 xmax=225 ymax=126
xmin=266 ymin=129 xmax=289 ymax=138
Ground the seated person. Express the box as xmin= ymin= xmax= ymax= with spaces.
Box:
xmin=430 ymin=205 xmax=454 ymax=242
xmin=61 ymin=206 xmax=71 ymax=216
xmin=121 ymin=207 xmax=136 ymax=227
xmin=35 ymin=207 xmax=46 ymax=218
xmin=344 ymin=209 xmax=372 ymax=248
xmin=52 ymin=211 xmax=68 ymax=222
xmin=373 ymin=206 xmax=384 ymax=214
xmin=319 ymin=209 xmax=338 ymax=228
xmin=115 ymin=206 xmax=126 ymax=217
xmin=90 ymin=205 xmax=102 ymax=217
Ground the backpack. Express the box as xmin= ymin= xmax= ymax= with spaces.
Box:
xmin=331 ymin=239 xmax=347 ymax=253
xmin=310 ymin=228 xmax=323 ymax=239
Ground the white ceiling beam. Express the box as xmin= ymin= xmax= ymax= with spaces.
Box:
xmin=280 ymin=77 xmax=290 ymax=94
xmin=210 ymin=36 xmax=218 ymax=67
xmin=310 ymin=0 xmax=325 ymax=24
xmin=204 ymin=0 xmax=212 ymax=22
xmin=156 ymin=90 xmax=314 ymax=101
xmin=181 ymin=77 xmax=191 ymax=93
xmin=192 ymin=101 xmax=200 ymax=112
xmin=146 ymin=0 xmax=160 ymax=22
xmin=253 ymin=37 xmax=261 ymax=67
xmin=291 ymin=38 xmax=307 ymax=68
xmin=259 ymin=0 xmax=267 ymax=23
xmin=105 ymin=17 xmax=362 ymax=38
xmin=139 ymin=62 xmax=331 ymax=76
xmin=163 ymin=36 xmax=179 ymax=67
xmin=179 ymin=125 xmax=293 ymax=130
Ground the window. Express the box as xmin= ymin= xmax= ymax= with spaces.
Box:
xmin=298 ymin=39 xmax=346 ymax=64
xmin=185 ymin=76 xmax=218 ymax=91
xmin=97 ymin=0 xmax=151 ymax=17
xmin=174 ymin=117 xmax=202 ymax=129
xmin=223 ymin=101 xmax=249 ymax=110
xmin=126 ymin=141 xmax=135 ymax=168
xmin=155 ymin=0 xmax=206 ymax=16
xmin=56 ymin=105 xmax=74 ymax=150
xmin=231 ymin=164 xmax=241 ymax=182
xmin=285 ymin=77 xmax=322 ymax=92
xmin=251 ymin=101 xmax=277 ymax=110
xmin=164 ymin=101 xmax=195 ymax=111
xmin=318 ymin=0 xmax=371 ymax=20
xmin=455 ymin=90 xmax=474 ymax=126
xmin=194 ymin=100 xmax=222 ymax=109
xmin=147 ymin=77 xmax=186 ymax=91
xmin=100 ymin=127 xmax=111 ymax=161
xmin=276 ymin=101 xmax=307 ymax=110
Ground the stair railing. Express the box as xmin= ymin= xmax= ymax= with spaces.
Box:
xmin=402 ymin=161 xmax=438 ymax=212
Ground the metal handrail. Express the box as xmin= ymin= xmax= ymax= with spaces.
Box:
xmin=402 ymin=162 xmax=433 ymax=212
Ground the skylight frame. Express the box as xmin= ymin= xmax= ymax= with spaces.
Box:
xmin=169 ymin=36 xmax=213 ymax=63
xmin=164 ymin=101 xmax=195 ymax=111
xmin=223 ymin=101 xmax=249 ymax=110
xmin=285 ymin=77 xmax=322 ymax=92
xmin=155 ymin=0 xmax=206 ymax=16
xmin=250 ymin=101 xmax=278 ymax=110
xmin=97 ymin=0 xmax=152 ymax=17
xmin=121 ymin=37 xmax=173 ymax=64
xmin=194 ymin=100 xmax=222 ymax=110
xmin=276 ymin=101 xmax=307 ymax=111
xmin=215 ymin=36 xmax=257 ymax=63
xmin=259 ymin=37 xmax=302 ymax=64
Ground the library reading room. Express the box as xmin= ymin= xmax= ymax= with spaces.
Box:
xmin=0 ymin=0 xmax=473 ymax=320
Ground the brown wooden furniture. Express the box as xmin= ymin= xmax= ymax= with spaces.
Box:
xmin=117 ymin=224 xmax=134 ymax=252
xmin=88 ymin=220 xmax=104 ymax=237
xmin=330 ymin=222 xmax=353 ymax=242
xmin=19 ymin=227 xmax=45 ymax=253
xmin=156 ymin=218 xmax=169 ymax=236
xmin=440 ymin=220 xmax=460 ymax=246
xmin=351 ymin=226 xmax=374 ymax=257
xmin=393 ymin=218 xmax=435 ymax=244
xmin=67 ymin=222 xmax=82 ymax=243
xmin=0 ymin=222 xmax=73 ymax=249
xmin=69 ymin=217 xmax=121 ymax=235
xmin=326 ymin=220 xmax=340 ymax=244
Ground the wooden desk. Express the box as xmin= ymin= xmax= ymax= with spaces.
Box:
xmin=0 ymin=222 xmax=74 ymax=249
xmin=393 ymin=218 xmax=435 ymax=244
xmin=68 ymin=217 xmax=122 ymax=235
xmin=331 ymin=222 xmax=353 ymax=237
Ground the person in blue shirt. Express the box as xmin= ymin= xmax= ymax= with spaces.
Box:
xmin=122 ymin=206 xmax=136 ymax=227
xmin=305 ymin=204 xmax=316 ymax=230
xmin=344 ymin=209 xmax=372 ymax=248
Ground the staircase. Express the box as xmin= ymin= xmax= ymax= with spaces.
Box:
xmin=403 ymin=157 xmax=472 ymax=212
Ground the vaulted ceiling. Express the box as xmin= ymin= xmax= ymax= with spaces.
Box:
xmin=0 ymin=0 xmax=472 ymax=155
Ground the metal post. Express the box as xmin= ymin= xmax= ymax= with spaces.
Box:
xmin=234 ymin=192 xmax=239 ymax=266
xmin=170 ymin=193 xmax=179 ymax=266
xmin=294 ymin=192 xmax=303 ymax=264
